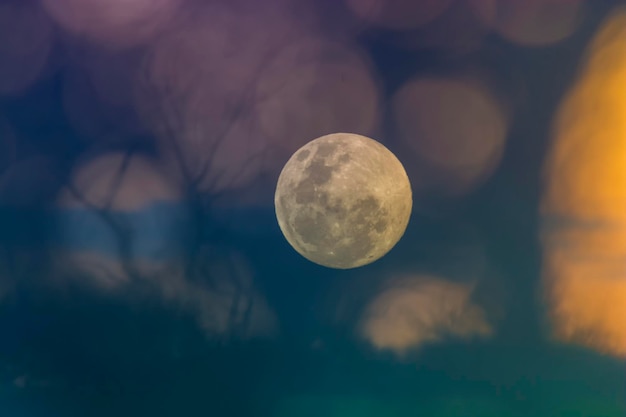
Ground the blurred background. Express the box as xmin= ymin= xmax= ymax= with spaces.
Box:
xmin=1 ymin=0 xmax=625 ymax=415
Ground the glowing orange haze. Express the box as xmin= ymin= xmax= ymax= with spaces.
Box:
xmin=541 ymin=8 xmax=626 ymax=358
xmin=359 ymin=276 xmax=492 ymax=356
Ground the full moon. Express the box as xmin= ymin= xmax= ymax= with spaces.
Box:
xmin=274 ymin=132 xmax=412 ymax=269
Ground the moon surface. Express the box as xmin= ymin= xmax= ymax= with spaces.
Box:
xmin=274 ymin=132 xmax=412 ymax=269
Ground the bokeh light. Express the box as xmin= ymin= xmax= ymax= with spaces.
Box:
xmin=475 ymin=0 xmax=584 ymax=46
xmin=391 ymin=75 xmax=509 ymax=196
xmin=41 ymin=0 xmax=182 ymax=50
xmin=254 ymin=36 xmax=381 ymax=166
xmin=58 ymin=153 xmax=181 ymax=210
xmin=541 ymin=7 xmax=626 ymax=358
xmin=393 ymin=0 xmax=492 ymax=53
xmin=134 ymin=1 xmax=314 ymax=194
xmin=1 ymin=0 xmax=625 ymax=414
xmin=53 ymin=153 xmax=188 ymax=289
xmin=359 ymin=275 xmax=492 ymax=356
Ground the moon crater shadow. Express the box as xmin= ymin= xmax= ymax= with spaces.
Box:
xmin=275 ymin=133 xmax=412 ymax=269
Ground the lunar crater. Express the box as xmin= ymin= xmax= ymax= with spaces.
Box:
xmin=275 ymin=133 xmax=412 ymax=269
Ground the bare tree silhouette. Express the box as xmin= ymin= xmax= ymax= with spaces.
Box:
xmin=53 ymin=16 xmax=309 ymax=340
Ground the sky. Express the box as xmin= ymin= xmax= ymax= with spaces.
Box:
xmin=1 ymin=0 xmax=626 ymax=416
